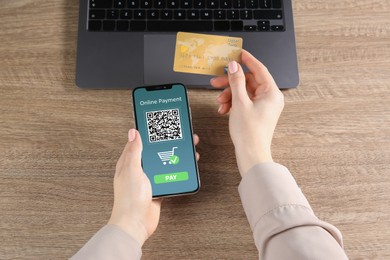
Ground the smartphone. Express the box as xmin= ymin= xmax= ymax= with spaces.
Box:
xmin=132 ymin=83 xmax=200 ymax=198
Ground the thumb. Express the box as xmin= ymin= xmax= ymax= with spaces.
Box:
xmin=124 ymin=128 xmax=143 ymax=171
xmin=227 ymin=61 xmax=251 ymax=105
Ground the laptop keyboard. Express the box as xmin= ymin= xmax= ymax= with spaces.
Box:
xmin=88 ymin=0 xmax=285 ymax=32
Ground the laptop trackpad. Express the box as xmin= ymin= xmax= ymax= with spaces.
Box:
xmin=144 ymin=34 xmax=211 ymax=87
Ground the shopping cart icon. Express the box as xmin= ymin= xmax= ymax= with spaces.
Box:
xmin=157 ymin=147 xmax=178 ymax=165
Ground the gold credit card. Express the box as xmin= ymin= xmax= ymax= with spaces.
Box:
xmin=173 ymin=32 xmax=243 ymax=76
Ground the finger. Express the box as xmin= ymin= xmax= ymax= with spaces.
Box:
xmin=240 ymin=50 xmax=275 ymax=86
xmin=210 ymin=76 xmax=229 ymax=88
xmin=193 ymin=134 xmax=200 ymax=146
xmin=218 ymin=102 xmax=231 ymax=115
xmin=192 ymin=134 xmax=200 ymax=161
xmin=121 ymin=129 xmax=143 ymax=172
xmin=127 ymin=129 xmax=143 ymax=164
xmin=216 ymin=87 xmax=232 ymax=104
xmin=243 ymin=73 xmax=258 ymax=99
xmin=227 ymin=61 xmax=251 ymax=104
xmin=151 ymin=198 xmax=163 ymax=213
xmin=152 ymin=198 xmax=163 ymax=205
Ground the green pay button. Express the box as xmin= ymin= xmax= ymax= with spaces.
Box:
xmin=154 ymin=171 xmax=189 ymax=184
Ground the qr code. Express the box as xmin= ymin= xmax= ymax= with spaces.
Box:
xmin=146 ymin=109 xmax=183 ymax=143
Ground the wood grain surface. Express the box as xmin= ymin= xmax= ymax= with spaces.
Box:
xmin=0 ymin=0 xmax=389 ymax=259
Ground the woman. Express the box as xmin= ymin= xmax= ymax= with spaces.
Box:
xmin=72 ymin=50 xmax=348 ymax=260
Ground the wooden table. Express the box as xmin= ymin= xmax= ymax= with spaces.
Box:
xmin=1 ymin=0 xmax=389 ymax=259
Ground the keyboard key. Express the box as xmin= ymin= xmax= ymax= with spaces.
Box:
xmin=147 ymin=10 xmax=159 ymax=19
xmin=154 ymin=0 xmax=165 ymax=8
xmin=167 ymin=0 xmax=179 ymax=8
xmin=220 ymin=0 xmax=231 ymax=8
xmin=214 ymin=21 xmax=230 ymax=30
xmin=230 ymin=21 xmax=243 ymax=30
xmin=120 ymin=10 xmax=132 ymax=19
xmin=227 ymin=10 xmax=239 ymax=19
xmin=141 ymin=0 xmax=152 ymax=8
xmin=89 ymin=10 xmax=105 ymax=19
xmin=257 ymin=20 xmax=270 ymax=26
xmin=130 ymin=21 xmax=146 ymax=30
xmin=272 ymin=0 xmax=282 ymax=9
xmin=201 ymin=10 xmax=213 ymax=19
xmin=257 ymin=20 xmax=270 ymax=30
xmin=259 ymin=0 xmax=271 ymax=8
xmin=116 ymin=20 xmax=129 ymax=30
xmin=240 ymin=10 xmax=252 ymax=19
xmin=181 ymin=0 xmax=192 ymax=8
xmin=232 ymin=0 xmax=245 ymax=8
xmin=174 ymin=10 xmax=186 ymax=19
xmin=161 ymin=10 xmax=173 ymax=19
xmin=103 ymin=20 xmax=116 ymax=31
xmin=127 ymin=0 xmax=139 ymax=8
xmin=147 ymin=21 xmax=213 ymax=31
xmin=107 ymin=9 xmax=119 ymax=19
xmin=88 ymin=20 xmax=102 ymax=31
xmin=187 ymin=10 xmax=199 ymax=19
xmin=207 ymin=0 xmax=219 ymax=8
xmin=134 ymin=10 xmax=146 ymax=19
xmin=246 ymin=0 xmax=258 ymax=8
xmin=271 ymin=25 xmax=284 ymax=31
xmin=114 ymin=0 xmax=126 ymax=8
xmin=258 ymin=24 xmax=270 ymax=31
xmin=90 ymin=0 xmax=112 ymax=8
xmin=254 ymin=10 xmax=282 ymax=19
xmin=244 ymin=25 xmax=257 ymax=31
xmin=194 ymin=0 xmax=205 ymax=8
xmin=214 ymin=10 xmax=226 ymax=19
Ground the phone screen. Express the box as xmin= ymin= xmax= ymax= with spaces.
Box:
xmin=132 ymin=84 xmax=200 ymax=197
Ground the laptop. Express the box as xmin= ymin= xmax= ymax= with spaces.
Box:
xmin=76 ymin=0 xmax=299 ymax=89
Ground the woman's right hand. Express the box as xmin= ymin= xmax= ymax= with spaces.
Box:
xmin=210 ymin=50 xmax=285 ymax=176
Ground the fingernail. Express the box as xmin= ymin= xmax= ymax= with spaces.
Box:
xmin=210 ymin=77 xmax=216 ymax=84
xmin=218 ymin=104 xmax=223 ymax=113
xmin=128 ymin=129 xmax=136 ymax=142
xmin=228 ymin=61 xmax=238 ymax=74
xmin=216 ymin=92 xmax=222 ymax=100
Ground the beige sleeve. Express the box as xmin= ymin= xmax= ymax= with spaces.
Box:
xmin=238 ymin=163 xmax=348 ymax=260
xmin=70 ymin=224 xmax=142 ymax=260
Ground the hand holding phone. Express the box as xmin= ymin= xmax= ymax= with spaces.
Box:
xmin=132 ymin=83 xmax=200 ymax=197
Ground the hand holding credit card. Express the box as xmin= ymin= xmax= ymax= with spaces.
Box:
xmin=173 ymin=32 xmax=243 ymax=76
